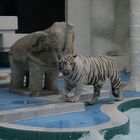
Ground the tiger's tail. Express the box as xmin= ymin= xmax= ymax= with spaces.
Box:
xmin=119 ymin=82 xmax=127 ymax=89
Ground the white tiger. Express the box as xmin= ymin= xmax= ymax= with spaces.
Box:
xmin=59 ymin=53 xmax=125 ymax=104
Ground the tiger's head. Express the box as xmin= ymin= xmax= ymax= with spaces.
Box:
xmin=58 ymin=54 xmax=77 ymax=76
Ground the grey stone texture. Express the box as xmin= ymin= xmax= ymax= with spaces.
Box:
xmin=126 ymin=0 xmax=140 ymax=91
xmin=9 ymin=22 xmax=74 ymax=96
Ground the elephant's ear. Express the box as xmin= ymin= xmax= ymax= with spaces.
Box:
xmin=31 ymin=32 xmax=48 ymax=52
xmin=45 ymin=32 xmax=58 ymax=49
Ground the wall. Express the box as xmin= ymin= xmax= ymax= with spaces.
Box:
xmin=90 ymin=0 xmax=115 ymax=56
xmin=66 ymin=0 xmax=130 ymax=71
xmin=90 ymin=0 xmax=130 ymax=71
xmin=66 ymin=0 xmax=91 ymax=55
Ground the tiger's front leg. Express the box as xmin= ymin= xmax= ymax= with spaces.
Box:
xmin=69 ymin=82 xmax=83 ymax=102
xmin=62 ymin=85 xmax=72 ymax=102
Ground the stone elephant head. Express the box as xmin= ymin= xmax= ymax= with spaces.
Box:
xmin=30 ymin=22 xmax=75 ymax=68
xmin=45 ymin=22 xmax=74 ymax=56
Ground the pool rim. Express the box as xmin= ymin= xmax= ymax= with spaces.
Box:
xmin=0 ymin=97 xmax=136 ymax=132
xmin=3 ymin=96 xmax=140 ymax=139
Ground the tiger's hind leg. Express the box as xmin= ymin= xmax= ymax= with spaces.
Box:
xmin=112 ymin=84 xmax=124 ymax=101
xmin=111 ymin=73 xmax=126 ymax=101
xmin=87 ymin=82 xmax=103 ymax=105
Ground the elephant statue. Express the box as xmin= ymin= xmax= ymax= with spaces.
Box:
xmin=9 ymin=22 xmax=74 ymax=96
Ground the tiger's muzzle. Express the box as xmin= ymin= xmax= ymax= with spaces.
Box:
xmin=62 ymin=70 xmax=70 ymax=76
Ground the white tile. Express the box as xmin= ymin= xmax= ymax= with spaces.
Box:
xmin=0 ymin=16 xmax=18 ymax=30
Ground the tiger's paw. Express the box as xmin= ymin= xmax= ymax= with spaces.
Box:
xmin=69 ymin=96 xmax=80 ymax=102
xmin=85 ymin=101 xmax=96 ymax=105
xmin=116 ymin=97 xmax=123 ymax=102
xmin=115 ymin=94 xmax=123 ymax=102
xmin=62 ymin=94 xmax=70 ymax=102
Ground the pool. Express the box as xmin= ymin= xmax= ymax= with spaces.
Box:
xmin=1 ymin=97 xmax=139 ymax=140
xmin=14 ymin=103 xmax=110 ymax=128
xmin=79 ymin=106 xmax=140 ymax=140
xmin=112 ymin=107 xmax=140 ymax=140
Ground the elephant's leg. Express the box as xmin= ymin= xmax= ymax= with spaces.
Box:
xmin=9 ymin=56 xmax=26 ymax=92
xmin=44 ymin=69 xmax=59 ymax=95
xmin=29 ymin=61 xmax=44 ymax=96
xmin=10 ymin=68 xmax=25 ymax=91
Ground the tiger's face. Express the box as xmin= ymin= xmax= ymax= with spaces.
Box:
xmin=58 ymin=54 xmax=77 ymax=76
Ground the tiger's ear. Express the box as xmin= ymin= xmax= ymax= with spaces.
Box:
xmin=72 ymin=54 xmax=77 ymax=58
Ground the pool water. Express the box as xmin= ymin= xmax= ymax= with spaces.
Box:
xmin=14 ymin=104 xmax=110 ymax=128
xmin=112 ymin=108 xmax=140 ymax=140
xmin=79 ymin=129 xmax=104 ymax=140
xmin=79 ymin=108 xmax=140 ymax=140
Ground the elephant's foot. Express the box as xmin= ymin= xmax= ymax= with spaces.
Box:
xmin=29 ymin=91 xmax=42 ymax=97
xmin=29 ymin=90 xmax=57 ymax=97
xmin=10 ymin=88 xmax=58 ymax=97
xmin=10 ymin=88 xmax=31 ymax=95
xmin=44 ymin=90 xmax=57 ymax=95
